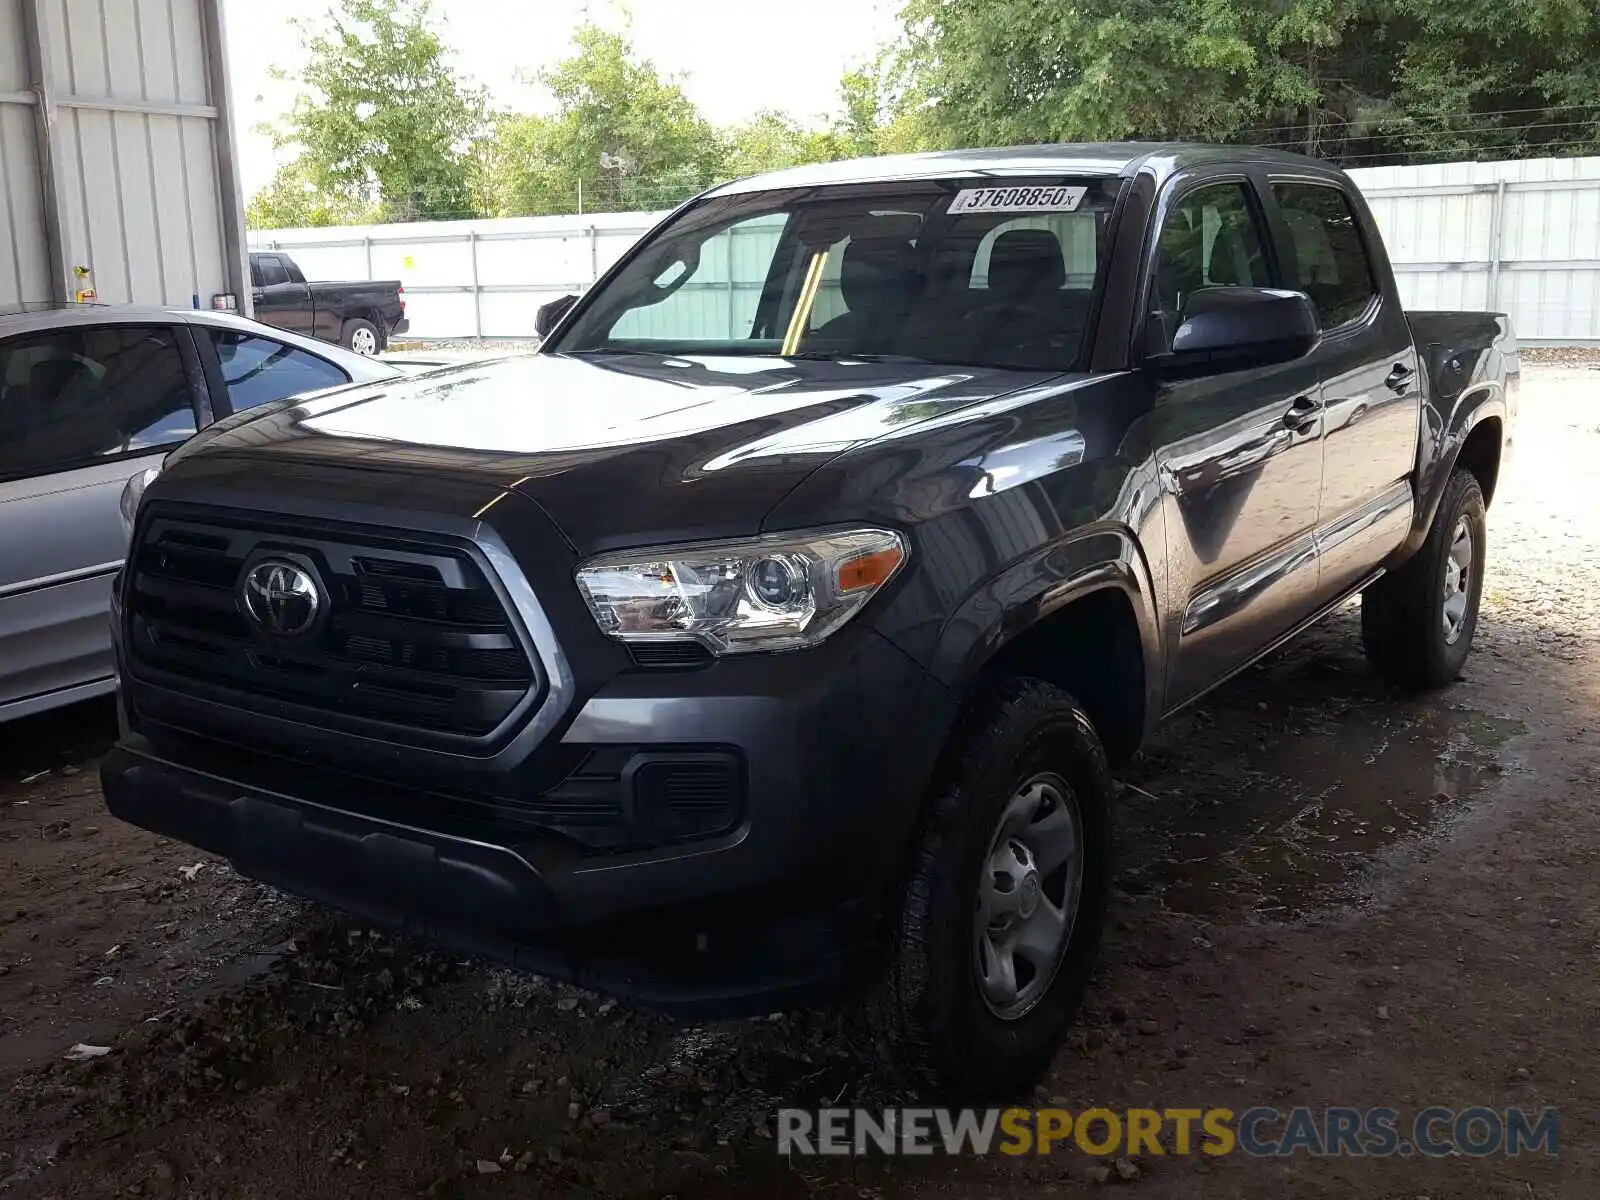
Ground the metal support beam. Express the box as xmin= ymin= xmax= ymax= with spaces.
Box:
xmin=20 ymin=0 xmax=70 ymax=302
xmin=199 ymin=0 xmax=252 ymax=315
xmin=468 ymin=230 xmax=482 ymax=338
xmin=57 ymin=97 xmax=219 ymax=119
xmin=1487 ymin=178 xmax=1508 ymax=312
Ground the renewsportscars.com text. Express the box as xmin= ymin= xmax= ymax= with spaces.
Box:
xmin=776 ymin=1106 xmax=1559 ymax=1158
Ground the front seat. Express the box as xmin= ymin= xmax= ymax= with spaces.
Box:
xmin=7 ymin=358 xmax=113 ymax=464
xmin=965 ymin=228 xmax=1070 ymax=358
xmin=809 ymin=236 xmax=922 ymax=351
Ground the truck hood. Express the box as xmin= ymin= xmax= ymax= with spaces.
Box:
xmin=162 ymin=350 xmax=1064 ymax=552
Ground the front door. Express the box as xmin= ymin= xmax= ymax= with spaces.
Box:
xmin=0 ymin=323 xmax=203 ymax=715
xmin=1144 ymin=178 xmax=1328 ymax=707
xmin=251 ymin=254 xmax=314 ymax=337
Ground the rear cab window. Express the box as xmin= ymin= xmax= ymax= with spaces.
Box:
xmin=0 ymin=325 xmax=198 ymax=480
xmin=1270 ymin=182 xmax=1380 ymax=328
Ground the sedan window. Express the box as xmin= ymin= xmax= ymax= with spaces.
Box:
xmin=210 ymin=330 xmax=351 ymax=412
xmin=0 ymin=325 xmax=196 ymax=478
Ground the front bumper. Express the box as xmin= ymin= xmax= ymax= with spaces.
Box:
xmin=103 ymin=628 xmax=956 ymax=1017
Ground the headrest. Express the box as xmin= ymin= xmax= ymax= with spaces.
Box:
xmin=20 ymin=357 xmax=97 ymax=402
xmin=839 ymin=235 xmax=921 ymax=312
xmin=988 ymin=229 xmax=1066 ymax=298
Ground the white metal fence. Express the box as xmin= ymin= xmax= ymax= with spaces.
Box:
xmin=248 ymin=154 xmax=1600 ymax=345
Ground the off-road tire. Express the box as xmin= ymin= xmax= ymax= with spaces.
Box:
xmin=875 ymin=677 xmax=1114 ymax=1099
xmin=1361 ymin=468 xmax=1487 ymax=689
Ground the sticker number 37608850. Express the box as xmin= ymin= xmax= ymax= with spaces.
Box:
xmin=947 ymin=186 xmax=1088 ymax=215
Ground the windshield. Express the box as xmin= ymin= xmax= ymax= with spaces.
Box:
xmin=550 ymin=176 xmax=1125 ymax=372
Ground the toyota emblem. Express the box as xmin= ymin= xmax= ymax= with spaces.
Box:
xmin=241 ymin=559 xmax=322 ymax=636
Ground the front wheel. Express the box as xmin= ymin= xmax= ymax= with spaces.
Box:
xmin=1361 ymin=468 xmax=1487 ymax=689
xmin=877 ymin=677 xmax=1114 ymax=1098
xmin=341 ymin=317 xmax=380 ymax=356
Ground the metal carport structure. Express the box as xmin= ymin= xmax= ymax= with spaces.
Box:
xmin=0 ymin=0 xmax=248 ymax=313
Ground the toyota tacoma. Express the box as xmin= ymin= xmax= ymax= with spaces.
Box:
xmin=105 ymin=144 xmax=1517 ymax=1095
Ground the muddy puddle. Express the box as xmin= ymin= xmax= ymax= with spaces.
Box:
xmin=1117 ymin=672 xmax=1526 ymax=919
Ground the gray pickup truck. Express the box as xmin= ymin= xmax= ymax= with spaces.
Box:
xmin=106 ymin=144 xmax=1516 ymax=1096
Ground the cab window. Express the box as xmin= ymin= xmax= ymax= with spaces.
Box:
xmin=1271 ymin=182 xmax=1379 ymax=328
xmin=1149 ymin=182 xmax=1271 ymax=350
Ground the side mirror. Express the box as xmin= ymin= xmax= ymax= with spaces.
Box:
xmin=535 ymin=294 xmax=578 ymax=339
xmin=1154 ymin=287 xmax=1321 ymax=376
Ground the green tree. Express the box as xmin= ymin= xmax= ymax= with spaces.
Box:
xmin=888 ymin=0 xmax=1600 ymax=164
xmin=245 ymin=159 xmax=380 ymax=229
xmin=1382 ymin=0 xmax=1600 ymax=161
xmin=719 ymin=57 xmax=938 ymax=179
xmin=479 ymin=112 xmax=570 ymax=216
xmin=722 ymin=110 xmax=841 ymax=176
xmin=252 ymin=0 xmax=488 ymax=225
xmin=895 ymin=0 xmax=1265 ymax=146
xmin=485 ymin=26 xmax=725 ymax=215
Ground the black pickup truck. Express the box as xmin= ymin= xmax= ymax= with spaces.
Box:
xmin=248 ymin=251 xmax=408 ymax=356
xmin=108 ymin=145 xmax=1516 ymax=1095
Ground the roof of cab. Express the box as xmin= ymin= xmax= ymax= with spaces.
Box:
xmin=704 ymin=141 xmax=1340 ymax=196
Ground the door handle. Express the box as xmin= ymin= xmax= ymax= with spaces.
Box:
xmin=1282 ymin=395 xmax=1323 ymax=431
xmin=1384 ymin=364 xmax=1414 ymax=393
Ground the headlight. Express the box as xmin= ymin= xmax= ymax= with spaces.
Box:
xmin=119 ymin=466 xmax=161 ymax=534
xmin=575 ymin=527 xmax=908 ymax=655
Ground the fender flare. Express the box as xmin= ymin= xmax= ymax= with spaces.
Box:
xmin=926 ymin=523 xmax=1164 ymax=744
xmin=1400 ymin=385 xmax=1507 ymax=562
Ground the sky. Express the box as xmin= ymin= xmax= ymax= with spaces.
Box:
xmin=224 ymin=0 xmax=902 ymax=194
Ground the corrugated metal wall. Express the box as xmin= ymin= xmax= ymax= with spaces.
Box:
xmin=254 ymin=154 xmax=1600 ymax=345
xmin=0 ymin=0 xmax=53 ymax=306
xmin=0 ymin=0 xmax=246 ymax=309
xmin=1349 ymin=156 xmax=1600 ymax=343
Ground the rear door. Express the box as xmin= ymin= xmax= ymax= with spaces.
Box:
xmin=251 ymin=254 xmax=315 ymax=337
xmin=0 ymin=322 xmax=206 ymax=714
xmin=1264 ymin=178 xmax=1419 ymax=595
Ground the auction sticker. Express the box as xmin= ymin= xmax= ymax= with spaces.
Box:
xmin=948 ymin=186 xmax=1087 ymax=215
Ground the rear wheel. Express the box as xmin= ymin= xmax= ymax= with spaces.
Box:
xmin=341 ymin=318 xmax=380 ymax=356
xmin=877 ymin=677 xmax=1113 ymax=1097
xmin=1361 ymin=468 xmax=1486 ymax=688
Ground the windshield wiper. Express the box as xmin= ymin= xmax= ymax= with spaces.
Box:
xmin=784 ymin=351 xmax=941 ymax=364
xmin=561 ymin=346 xmax=657 ymax=357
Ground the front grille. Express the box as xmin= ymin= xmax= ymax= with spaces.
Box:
xmin=126 ymin=509 xmax=539 ymax=740
xmin=483 ymin=748 xmax=742 ymax=850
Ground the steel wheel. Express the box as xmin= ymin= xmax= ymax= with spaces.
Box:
xmin=973 ymin=772 xmax=1084 ymax=1021
xmin=349 ymin=325 xmax=379 ymax=356
xmin=1441 ymin=516 xmax=1474 ymax=644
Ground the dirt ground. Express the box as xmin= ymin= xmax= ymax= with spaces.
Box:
xmin=3 ymin=362 xmax=1598 ymax=1199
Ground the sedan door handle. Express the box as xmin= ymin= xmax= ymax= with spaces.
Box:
xmin=1282 ymin=395 xmax=1323 ymax=431
xmin=1384 ymin=364 xmax=1414 ymax=393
